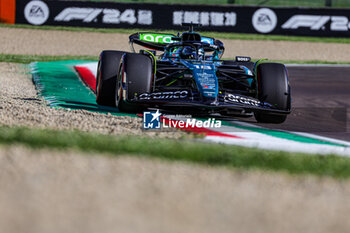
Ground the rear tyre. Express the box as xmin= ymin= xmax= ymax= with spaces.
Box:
xmin=116 ymin=53 xmax=153 ymax=113
xmin=96 ymin=50 xmax=125 ymax=106
xmin=254 ymin=63 xmax=290 ymax=124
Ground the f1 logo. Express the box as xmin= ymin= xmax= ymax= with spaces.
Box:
xmin=143 ymin=110 xmax=161 ymax=129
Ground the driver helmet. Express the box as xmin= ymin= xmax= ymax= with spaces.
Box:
xmin=180 ymin=46 xmax=196 ymax=59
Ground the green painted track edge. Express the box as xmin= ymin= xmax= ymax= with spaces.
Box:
xmin=29 ymin=60 xmax=136 ymax=117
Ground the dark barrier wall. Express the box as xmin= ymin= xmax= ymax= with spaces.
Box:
xmin=15 ymin=0 xmax=350 ymax=37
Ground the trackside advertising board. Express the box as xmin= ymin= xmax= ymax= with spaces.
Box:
xmin=5 ymin=0 xmax=350 ymax=37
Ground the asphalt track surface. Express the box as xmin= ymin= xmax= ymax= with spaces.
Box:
xmin=238 ymin=66 xmax=350 ymax=141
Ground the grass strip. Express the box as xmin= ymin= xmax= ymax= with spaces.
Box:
xmin=3 ymin=23 xmax=350 ymax=44
xmin=1 ymin=125 xmax=350 ymax=178
xmin=1 ymin=53 xmax=350 ymax=65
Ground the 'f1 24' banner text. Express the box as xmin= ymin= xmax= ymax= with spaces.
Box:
xmin=12 ymin=0 xmax=350 ymax=37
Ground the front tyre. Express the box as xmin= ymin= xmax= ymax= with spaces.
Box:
xmin=96 ymin=50 xmax=125 ymax=106
xmin=254 ymin=63 xmax=291 ymax=124
xmin=116 ymin=53 xmax=153 ymax=113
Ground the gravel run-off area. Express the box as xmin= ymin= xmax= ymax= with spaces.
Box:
xmin=1 ymin=27 xmax=350 ymax=233
xmin=0 ymin=63 xmax=182 ymax=138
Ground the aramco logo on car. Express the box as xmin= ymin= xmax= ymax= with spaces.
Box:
xmin=143 ymin=110 xmax=221 ymax=129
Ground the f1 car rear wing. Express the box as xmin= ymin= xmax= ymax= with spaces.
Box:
xmin=129 ymin=32 xmax=225 ymax=55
